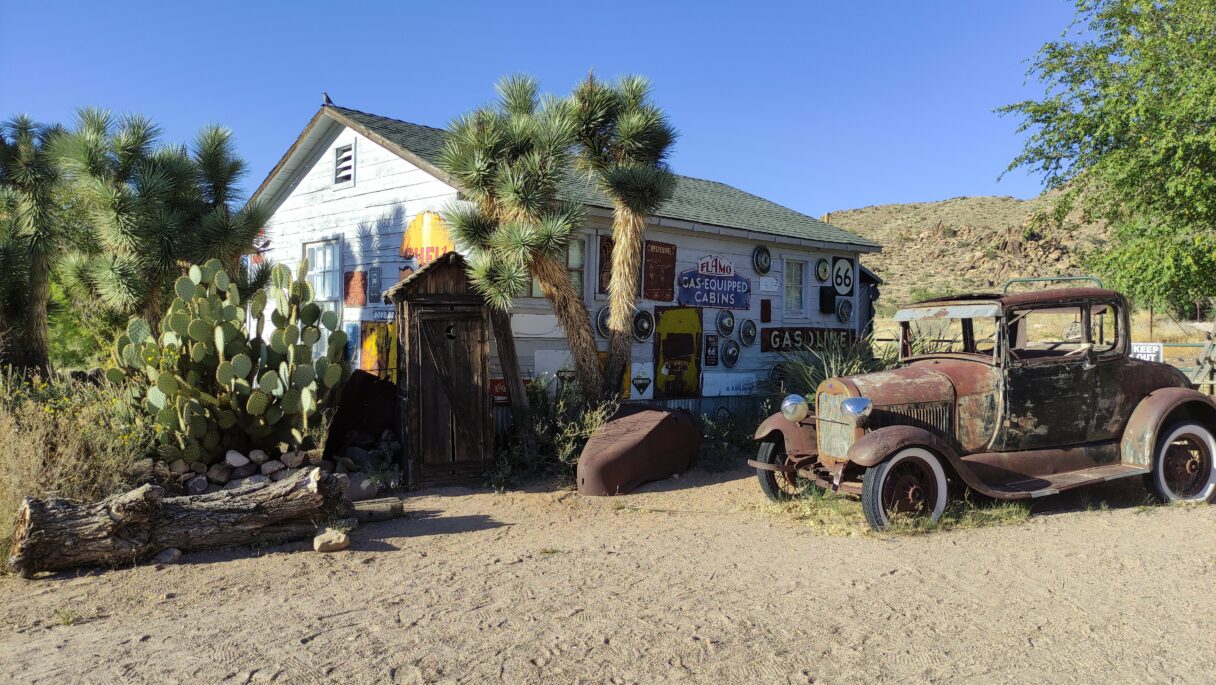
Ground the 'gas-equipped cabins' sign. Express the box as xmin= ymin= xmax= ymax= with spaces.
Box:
xmin=677 ymin=255 xmax=751 ymax=310
xmin=760 ymin=326 xmax=854 ymax=352
xmin=1131 ymin=342 xmax=1164 ymax=363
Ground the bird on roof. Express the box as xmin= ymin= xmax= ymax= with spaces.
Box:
xmin=323 ymin=92 xmax=333 ymax=106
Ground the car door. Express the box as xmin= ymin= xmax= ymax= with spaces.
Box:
xmin=1087 ymin=299 xmax=1134 ymax=441
xmin=994 ymin=304 xmax=1095 ymax=450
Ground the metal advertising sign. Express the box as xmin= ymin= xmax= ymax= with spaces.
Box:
xmin=400 ymin=211 xmax=455 ymax=268
xmin=760 ymin=326 xmax=854 ymax=353
xmin=704 ymin=334 xmax=719 ymax=366
xmin=677 ymin=255 xmax=751 ymax=310
xmin=642 ymin=240 xmax=677 ymax=301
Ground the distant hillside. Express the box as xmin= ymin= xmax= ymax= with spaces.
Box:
xmin=826 ymin=194 xmax=1110 ymax=309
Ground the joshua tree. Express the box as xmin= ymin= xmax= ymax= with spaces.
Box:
xmin=439 ymin=76 xmax=603 ymax=401
xmin=569 ymin=74 xmax=676 ymax=396
xmin=0 ymin=116 xmax=66 ymax=373
xmin=54 ymin=108 xmax=268 ymax=332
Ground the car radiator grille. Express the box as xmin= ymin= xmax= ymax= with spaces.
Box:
xmin=817 ymin=394 xmax=954 ymax=460
xmin=816 ymin=393 xmax=854 ymax=459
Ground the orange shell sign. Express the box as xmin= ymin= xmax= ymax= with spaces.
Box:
xmin=399 ymin=211 xmax=455 ymax=266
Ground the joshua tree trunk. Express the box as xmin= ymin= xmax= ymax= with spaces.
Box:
xmin=488 ymin=307 xmax=537 ymax=459
xmin=602 ymin=206 xmax=646 ymax=397
xmin=23 ymin=251 xmax=52 ymax=375
xmin=532 ymin=254 xmax=602 ymax=402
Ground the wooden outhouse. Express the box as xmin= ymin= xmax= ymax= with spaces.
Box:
xmin=382 ymin=252 xmax=493 ymax=487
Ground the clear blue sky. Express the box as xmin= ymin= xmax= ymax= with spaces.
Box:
xmin=0 ymin=0 xmax=1075 ymax=215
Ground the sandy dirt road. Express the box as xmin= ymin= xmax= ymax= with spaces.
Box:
xmin=1 ymin=465 xmax=1214 ymax=684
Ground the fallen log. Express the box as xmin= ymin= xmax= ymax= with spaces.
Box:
xmin=7 ymin=467 xmax=350 ymax=578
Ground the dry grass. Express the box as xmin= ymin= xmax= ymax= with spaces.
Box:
xmin=763 ymin=488 xmax=1032 ymax=537
xmin=0 ymin=372 xmax=153 ymax=560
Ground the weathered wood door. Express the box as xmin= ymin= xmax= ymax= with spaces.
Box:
xmin=415 ymin=306 xmax=492 ymax=484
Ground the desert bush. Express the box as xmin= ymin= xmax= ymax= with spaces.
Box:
xmin=773 ymin=335 xmax=899 ymax=398
xmin=698 ymin=408 xmax=766 ymax=472
xmin=488 ymin=375 xmax=617 ymax=489
xmin=0 ymin=370 xmax=154 ymax=555
xmin=769 ymin=488 xmax=1032 ymax=537
xmin=108 ymin=259 xmax=351 ymax=465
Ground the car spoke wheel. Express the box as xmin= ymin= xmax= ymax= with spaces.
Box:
xmin=1149 ymin=422 xmax=1216 ymax=503
xmin=862 ymin=447 xmax=948 ymax=531
xmin=755 ymin=441 xmax=817 ymax=502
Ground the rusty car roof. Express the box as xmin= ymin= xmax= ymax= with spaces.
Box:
xmin=910 ymin=287 xmax=1122 ymax=310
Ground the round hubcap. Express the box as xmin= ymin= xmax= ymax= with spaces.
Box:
xmin=1162 ymin=434 xmax=1213 ymax=499
xmin=882 ymin=459 xmax=937 ymax=517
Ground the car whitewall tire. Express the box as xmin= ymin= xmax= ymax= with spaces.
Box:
xmin=1151 ymin=421 xmax=1216 ymax=503
xmin=861 ymin=447 xmax=949 ymax=531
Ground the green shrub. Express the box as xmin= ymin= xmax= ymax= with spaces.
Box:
xmin=1 ymin=371 xmax=154 ymax=554
xmin=488 ymin=376 xmax=617 ymax=489
xmin=109 ymin=259 xmax=351 ymax=465
xmin=773 ymin=335 xmax=899 ymax=398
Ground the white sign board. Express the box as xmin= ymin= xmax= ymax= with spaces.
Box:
xmin=1131 ymin=342 xmax=1164 ymax=363
xmin=702 ymin=371 xmax=764 ymax=397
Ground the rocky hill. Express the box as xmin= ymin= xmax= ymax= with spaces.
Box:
xmin=826 ymin=194 xmax=1109 ymax=309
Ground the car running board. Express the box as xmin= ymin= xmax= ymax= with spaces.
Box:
xmin=985 ymin=463 xmax=1149 ymax=498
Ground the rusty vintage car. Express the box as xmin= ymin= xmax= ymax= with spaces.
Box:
xmin=751 ymin=285 xmax=1216 ymax=530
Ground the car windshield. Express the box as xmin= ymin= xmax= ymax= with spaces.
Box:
xmin=894 ymin=303 xmax=1001 ymax=360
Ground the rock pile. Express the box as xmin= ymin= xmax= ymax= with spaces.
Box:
xmin=131 ymin=430 xmax=401 ymax=502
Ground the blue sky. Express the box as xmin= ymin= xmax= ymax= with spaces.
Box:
xmin=0 ymin=0 xmax=1075 ymax=215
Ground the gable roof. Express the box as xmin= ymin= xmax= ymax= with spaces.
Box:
xmin=253 ymin=105 xmax=880 ymax=252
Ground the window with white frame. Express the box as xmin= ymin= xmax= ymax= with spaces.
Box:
xmin=304 ymin=240 xmax=341 ymax=356
xmin=529 ymin=238 xmax=586 ymax=298
xmin=334 ymin=144 xmax=354 ymax=185
xmin=784 ymin=258 xmax=808 ymax=316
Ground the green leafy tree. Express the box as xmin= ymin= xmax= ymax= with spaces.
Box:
xmin=569 ymin=74 xmax=676 ymax=396
xmin=1086 ymin=222 xmax=1216 ymax=317
xmin=54 ymin=108 xmax=269 ymax=332
xmin=438 ymin=76 xmax=603 ymax=400
xmin=1001 ymin=0 xmax=1216 ymax=308
xmin=0 ymin=116 xmax=66 ymax=373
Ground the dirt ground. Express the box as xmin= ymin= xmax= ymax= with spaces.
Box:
xmin=2 ymin=464 xmax=1214 ymax=685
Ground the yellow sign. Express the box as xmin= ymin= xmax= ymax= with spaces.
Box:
xmin=654 ymin=307 xmax=702 ymax=399
xmin=400 ymin=211 xmax=455 ymax=267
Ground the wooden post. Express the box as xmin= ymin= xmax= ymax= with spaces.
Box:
xmin=489 ymin=307 xmax=537 ymax=460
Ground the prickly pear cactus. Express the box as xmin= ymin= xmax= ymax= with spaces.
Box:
xmin=109 ymin=258 xmax=352 ymax=463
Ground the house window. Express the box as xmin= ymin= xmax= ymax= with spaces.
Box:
xmin=785 ymin=259 xmax=808 ymax=316
xmin=305 ymin=240 xmax=341 ymax=356
xmin=530 ymin=239 xmax=585 ymax=298
xmin=334 ymin=144 xmax=354 ymax=185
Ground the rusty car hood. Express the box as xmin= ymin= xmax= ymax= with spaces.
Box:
xmin=837 ymin=359 xmax=1000 ymax=406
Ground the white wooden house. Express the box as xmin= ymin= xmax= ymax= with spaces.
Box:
xmin=251 ymin=104 xmax=881 ymax=420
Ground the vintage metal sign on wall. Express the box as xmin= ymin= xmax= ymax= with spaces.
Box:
xmin=676 ymin=255 xmax=751 ymax=310
xmin=642 ymin=240 xmax=677 ymax=301
xmin=759 ymin=326 xmax=854 ymax=352
xmin=400 ymin=211 xmax=455 ymax=267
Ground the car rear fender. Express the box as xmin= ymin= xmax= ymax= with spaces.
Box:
xmin=1121 ymin=387 xmax=1216 ymax=467
xmin=753 ymin=413 xmax=816 ymax=457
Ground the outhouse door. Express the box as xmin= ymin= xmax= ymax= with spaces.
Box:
xmin=414 ymin=306 xmax=492 ymax=484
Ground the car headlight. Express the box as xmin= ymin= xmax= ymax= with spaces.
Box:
xmin=841 ymin=397 xmax=873 ymax=427
xmin=780 ymin=394 xmax=809 ymax=422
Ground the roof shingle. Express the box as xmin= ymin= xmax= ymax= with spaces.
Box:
xmin=328 ymin=105 xmax=879 ymax=250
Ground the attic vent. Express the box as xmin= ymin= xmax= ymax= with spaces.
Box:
xmin=334 ymin=144 xmax=354 ymax=185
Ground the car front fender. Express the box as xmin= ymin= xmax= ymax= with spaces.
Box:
xmin=846 ymin=425 xmax=961 ymax=468
xmin=1121 ymin=387 xmax=1216 ymax=467
xmin=753 ymin=413 xmax=816 ymax=457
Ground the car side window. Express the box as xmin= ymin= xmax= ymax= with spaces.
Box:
xmin=1090 ymin=302 xmax=1121 ymax=356
xmin=1008 ymin=305 xmax=1089 ymax=362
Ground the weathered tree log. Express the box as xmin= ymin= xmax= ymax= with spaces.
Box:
xmin=7 ymin=468 xmax=350 ymax=578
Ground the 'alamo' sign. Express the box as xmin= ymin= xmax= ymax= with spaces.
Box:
xmin=677 ymin=255 xmax=751 ymax=310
